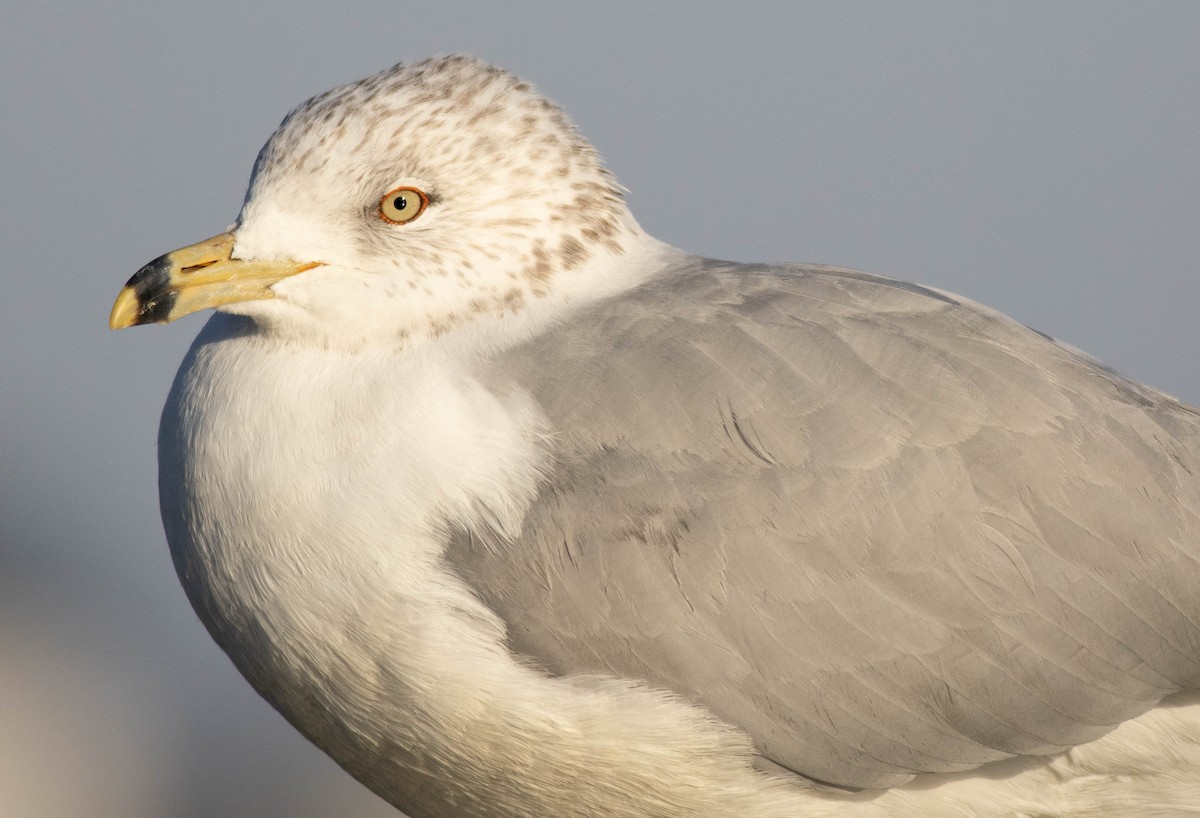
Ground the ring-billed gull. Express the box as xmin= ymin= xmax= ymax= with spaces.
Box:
xmin=111 ymin=56 xmax=1200 ymax=817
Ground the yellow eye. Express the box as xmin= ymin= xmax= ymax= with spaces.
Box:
xmin=379 ymin=186 xmax=429 ymax=224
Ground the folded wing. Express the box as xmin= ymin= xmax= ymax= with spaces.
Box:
xmin=448 ymin=258 xmax=1200 ymax=789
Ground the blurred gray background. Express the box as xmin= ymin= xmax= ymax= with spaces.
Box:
xmin=2 ymin=2 xmax=1198 ymax=816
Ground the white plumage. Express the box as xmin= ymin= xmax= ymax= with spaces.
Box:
xmin=113 ymin=56 xmax=1200 ymax=817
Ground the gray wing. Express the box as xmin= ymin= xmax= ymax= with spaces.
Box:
xmin=447 ymin=257 xmax=1200 ymax=789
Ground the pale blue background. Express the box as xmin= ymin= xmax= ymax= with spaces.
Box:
xmin=2 ymin=3 xmax=1198 ymax=816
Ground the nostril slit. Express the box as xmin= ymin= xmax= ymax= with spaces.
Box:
xmin=181 ymin=260 xmax=218 ymax=275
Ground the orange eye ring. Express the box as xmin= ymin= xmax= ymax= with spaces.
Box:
xmin=379 ymin=186 xmax=429 ymax=224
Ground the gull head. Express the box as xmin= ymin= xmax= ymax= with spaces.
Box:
xmin=112 ymin=56 xmax=645 ymax=349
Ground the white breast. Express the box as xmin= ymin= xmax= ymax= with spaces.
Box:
xmin=158 ymin=313 xmax=549 ymax=752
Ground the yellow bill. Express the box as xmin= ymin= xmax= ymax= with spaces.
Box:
xmin=110 ymin=232 xmax=321 ymax=329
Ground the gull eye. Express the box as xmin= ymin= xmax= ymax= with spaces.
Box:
xmin=379 ymin=186 xmax=429 ymax=224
